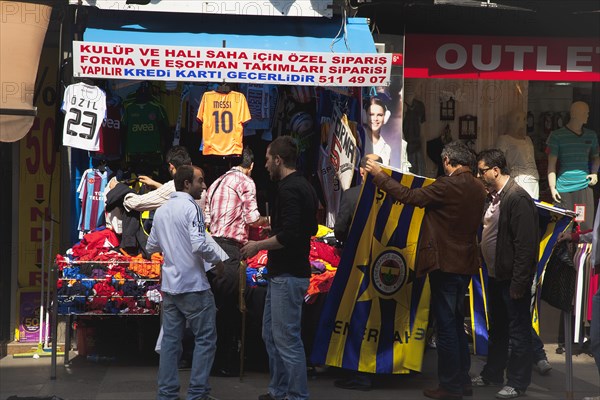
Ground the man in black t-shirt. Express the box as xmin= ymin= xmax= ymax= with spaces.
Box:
xmin=241 ymin=136 xmax=318 ymax=400
xmin=334 ymin=154 xmax=382 ymax=244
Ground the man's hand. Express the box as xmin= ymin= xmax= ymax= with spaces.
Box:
xmin=509 ymin=286 xmax=524 ymax=300
xmin=108 ymin=177 xmax=119 ymax=190
xmin=260 ymin=215 xmax=271 ymax=227
xmin=364 ymin=159 xmax=382 ymax=176
xmin=213 ymin=261 xmax=225 ymax=276
xmin=587 ymin=173 xmax=598 ymax=186
xmin=259 ymin=216 xmax=271 ymax=238
xmin=259 ymin=226 xmax=271 ymax=239
xmin=550 ymin=187 xmax=562 ymax=203
xmin=240 ymin=240 xmax=261 ymax=259
xmin=557 ymin=232 xmax=572 ymax=242
xmin=138 ymin=175 xmax=162 ymax=189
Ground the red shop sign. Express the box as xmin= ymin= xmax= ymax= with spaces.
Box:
xmin=404 ymin=34 xmax=600 ymax=81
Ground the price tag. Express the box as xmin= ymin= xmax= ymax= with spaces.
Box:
xmin=574 ymin=204 xmax=586 ymax=223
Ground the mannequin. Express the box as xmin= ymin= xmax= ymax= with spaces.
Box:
xmin=496 ymin=110 xmax=539 ymax=199
xmin=403 ymin=80 xmax=426 ymax=175
xmin=363 ymin=97 xmax=392 ymax=165
xmin=547 ymin=101 xmax=599 ymax=230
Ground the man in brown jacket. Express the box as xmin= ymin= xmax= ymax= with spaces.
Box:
xmin=365 ymin=141 xmax=486 ymax=400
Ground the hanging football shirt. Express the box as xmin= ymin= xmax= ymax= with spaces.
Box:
xmin=188 ymin=84 xmax=211 ymax=133
xmin=123 ymin=101 xmax=167 ymax=154
xmin=197 ymin=90 xmax=251 ymax=156
xmin=240 ymin=84 xmax=278 ymax=135
xmin=77 ymin=168 xmax=108 ymax=233
xmin=96 ymin=95 xmax=123 ymax=158
xmin=61 ymin=83 xmax=107 ymax=151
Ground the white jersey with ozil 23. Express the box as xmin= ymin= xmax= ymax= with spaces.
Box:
xmin=61 ymin=82 xmax=107 ymax=151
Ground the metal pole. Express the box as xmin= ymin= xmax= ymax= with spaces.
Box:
xmin=51 ymin=260 xmax=58 ymax=380
xmin=44 ymin=213 xmax=54 ymax=349
xmin=51 ymin=5 xmax=64 ymax=378
xmin=239 ymin=261 xmax=247 ymax=382
xmin=564 ymin=310 xmax=574 ymax=400
xmin=39 ymin=216 xmax=46 ymax=348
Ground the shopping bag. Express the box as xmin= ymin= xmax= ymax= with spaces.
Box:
xmin=541 ymin=242 xmax=576 ymax=311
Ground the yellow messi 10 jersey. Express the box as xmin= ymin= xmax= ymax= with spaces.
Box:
xmin=197 ymin=90 xmax=251 ymax=156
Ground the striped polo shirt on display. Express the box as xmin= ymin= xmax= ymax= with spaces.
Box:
xmin=546 ymin=126 xmax=599 ymax=193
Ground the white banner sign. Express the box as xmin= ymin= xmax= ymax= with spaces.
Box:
xmin=69 ymin=0 xmax=333 ymax=18
xmin=73 ymin=41 xmax=392 ymax=87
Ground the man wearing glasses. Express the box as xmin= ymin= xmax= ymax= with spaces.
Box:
xmin=471 ymin=149 xmax=539 ymax=399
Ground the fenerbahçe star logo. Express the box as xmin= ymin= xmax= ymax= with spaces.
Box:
xmin=372 ymin=250 xmax=407 ymax=296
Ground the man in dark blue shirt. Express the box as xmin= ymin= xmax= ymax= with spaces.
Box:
xmin=334 ymin=154 xmax=382 ymax=245
xmin=241 ymin=136 xmax=318 ymax=400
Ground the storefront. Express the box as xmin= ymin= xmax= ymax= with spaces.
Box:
xmin=65 ymin=4 xmax=394 ymax=229
xmin=32 ymin=0 xmax=401 ymax=371
xmin=400 ymin=32 xmax=600 ymax=359
xmin=402 ymin=33 xmax=600 ymax=199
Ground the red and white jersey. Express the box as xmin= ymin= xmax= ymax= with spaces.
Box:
xmin=61 ymin=83 xmax=107 ymax=151
xmin=77 ymin=168 xmax=108 ymax=233
xmin=197 ymin=90 xmax=251 ymax=156
xmin=96 ymin=96 xmax=123 ymax=158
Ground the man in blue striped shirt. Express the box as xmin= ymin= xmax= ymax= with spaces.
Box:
xmin=147 ymin=165 xmax=224 ymax=400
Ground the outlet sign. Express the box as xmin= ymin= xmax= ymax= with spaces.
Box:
xmin=404 ymin=34 xmax=600 ymax=81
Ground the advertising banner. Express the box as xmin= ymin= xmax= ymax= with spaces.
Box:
xmin=17 ymin=47 xmax=61 ymax=298
xmin=16 ymin=289 xmax=47 ymax=342
xmin=73 ymin=41 xmax=393 ymax=87
xmin=404 ymin=34 xmax=600 ymax=81
xmin=68 ymin=0 xmax=333 ymax=18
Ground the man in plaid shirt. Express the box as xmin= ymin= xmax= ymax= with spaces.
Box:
xmin=204 ymin=146 xmax=270 ymax=376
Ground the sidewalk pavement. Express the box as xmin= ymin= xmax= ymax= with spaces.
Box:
xmin=1 ymin=343 xmax=598 ymax=400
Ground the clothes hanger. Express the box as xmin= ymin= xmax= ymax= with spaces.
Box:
xmin=136 ymin=82 xmax=152 ymax=102
xmin=216 ymin=40 xmax=231 ymax=94
xmin=78 ymin=77 xmax=95 ymax=86
xmin=216 ymin=81 xmax=231 ymax=94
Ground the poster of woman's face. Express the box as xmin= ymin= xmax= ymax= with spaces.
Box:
xmin=363 ymin=72 xmax=403 ymax=169
xmin=366 ymin=101 xmax=386 ymax=134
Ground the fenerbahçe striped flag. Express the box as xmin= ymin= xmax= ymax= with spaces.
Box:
xmin=311 ymin=166 xmax=433 ymax=374
xmin=532 ymin=201 xmax=575 ymax=333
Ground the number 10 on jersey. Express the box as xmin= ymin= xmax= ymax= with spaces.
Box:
xmin=212 ymin=110 xmax=233 ymax=134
